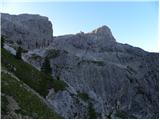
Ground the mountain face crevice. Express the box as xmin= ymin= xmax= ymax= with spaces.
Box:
xmin=1 ymin=13 xmax=159 ymax=119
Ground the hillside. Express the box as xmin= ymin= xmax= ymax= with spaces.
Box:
xmin=1 ymin=48 xmax=62 ymax=118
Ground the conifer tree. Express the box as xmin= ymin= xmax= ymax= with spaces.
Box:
xmin=41 ymin=57 xmax=52 ymax=75
xmin=1 ymin=35 xmax=5 ymax=48
xmin=88 ymin=102 xmax=97 ymax=119
xmin=16 ymin=46 xmax=22 ymax=59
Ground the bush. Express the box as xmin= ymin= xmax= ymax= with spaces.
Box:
xmin=88 ymin=102 xmax=97 ymax=119
xmin=77 ymin=92 xmax=89 ymax=101
xmin=52 ymin=79 xmax=67 ymax=92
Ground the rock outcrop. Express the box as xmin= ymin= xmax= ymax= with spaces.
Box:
xmin=1 ymin=13 xmax=53 ymax=50
xmin=23 ymin=25 xmax=159 ymax=119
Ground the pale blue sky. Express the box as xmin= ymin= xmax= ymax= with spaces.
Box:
xmin=1 ymin=0 xmax=158 ymax=52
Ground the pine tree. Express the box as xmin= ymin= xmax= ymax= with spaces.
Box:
xmin=1 ymin=35 xmax=5 ymax=48
xmin=88 ymin=102 xmax=97 ymax=119
xmin=16 ymin=46 xmax=22 ymax=59
xmin=41 ymin=57 xmax=52 ymax=75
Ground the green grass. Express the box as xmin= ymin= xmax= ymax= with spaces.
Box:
xmin=1 ymin=72 xmax=60 ymax=118
xmin=78 ymin=60 xmax=105 ymax=66
xmin=77 ymin=92 xmax=89 ymax=102
xmin=1 ymin=49 xmax=67 ymax=97
xmin=52 ymin=79 xmax=67 ymax=92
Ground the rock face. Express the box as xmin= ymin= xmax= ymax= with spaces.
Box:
xmin=23 ymin=25 xmax=159 ymax=119
xmin=2 ymin=13 xmax=158 ymax=119
xmin=1 ymin=13 xmax=53 ymax=50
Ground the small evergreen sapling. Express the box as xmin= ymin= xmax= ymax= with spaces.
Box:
xmin=1 ymin=35 xmax=5 ymax=48
xmin=41 ymin=57 xmax=52 ymax=75
xmin=16 ymin=46 xmax=22 ymax=59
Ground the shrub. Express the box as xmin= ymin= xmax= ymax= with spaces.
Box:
xmin=88 ymin=102 xmax=97 ymax=119
xmin=52 ymin=79 xmax=67 ymax=92
xmin=77 ymin=92 xmax=89 ymax=101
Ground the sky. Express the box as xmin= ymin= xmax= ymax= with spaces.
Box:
xmin=0 ymin=0 xmax=159 ymax=52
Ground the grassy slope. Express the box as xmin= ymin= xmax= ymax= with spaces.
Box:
xmin=1 ymin=72 xmax=60 ymax=118
xmin=1 ymin=49 xmax=62 ymax=118
xmin=2 ymin=48 xmax=66 ymax=97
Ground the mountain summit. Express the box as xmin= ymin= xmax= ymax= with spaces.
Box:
xmin=92 ymin=25 xmax=111 ymax=35
xmin=87 ymin=25 xmax=116 ymax=43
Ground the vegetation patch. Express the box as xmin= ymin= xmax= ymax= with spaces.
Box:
xmin=88 ymin=102 xmax=97 ymax=119
xmin=31 ymin=54 xmax=42 ymax=60
xmin=1 ymin=49 xmax=64 ymax=97
xmin=1 ymin=72 xmax=60 ymax=119
xmin=46 ymin=49 xmax=60 ymax=59
xmin=77 ymin=92 xmax=89 ymax=102
xmin=52 ymin=79 xmax=67 ymax=92
xmin=78 ymin=60 xmax=105 ymax=66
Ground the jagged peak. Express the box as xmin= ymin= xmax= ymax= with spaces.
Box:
xmin=91 ymin=25 xmax=111 ymax=35
xmin=86 ymin=25 xmax=116 ymax=42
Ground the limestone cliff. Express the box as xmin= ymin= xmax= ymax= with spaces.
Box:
xmin=1 ymin=13 xmax=53 ymax=50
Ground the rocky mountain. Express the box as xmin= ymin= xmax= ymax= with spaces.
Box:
xmin=1 ymin=13 xmax=159 ymax=119
xmin=24 ymin=26 xmax=159 ymax=119
xmin=1 ymin=13 xmax=53 ymax=50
